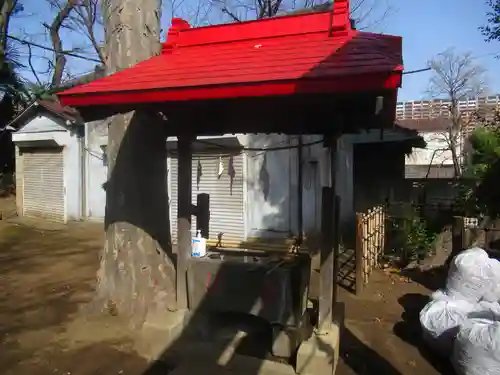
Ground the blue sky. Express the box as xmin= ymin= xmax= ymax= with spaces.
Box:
xmin=9 ymin=0 xmax=500 ymax=102
xmin=382 ymin=0 xmax=500 ymax=101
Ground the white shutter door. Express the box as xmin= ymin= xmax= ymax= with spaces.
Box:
xmin=23 ymin=148 xmax=65 ymax=222
xmin=169 ymin=154 xmax=245 ymax=247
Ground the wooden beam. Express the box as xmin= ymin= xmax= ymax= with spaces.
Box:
xmin=177 ymin=135 xmax=193 ymax=310
xmin=76 ymin=91 xmax=396 ymax=131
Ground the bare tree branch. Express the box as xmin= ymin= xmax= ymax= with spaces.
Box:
xmin=7 ymin=34 xmax=102 ymax=62
xmin=71 ymin=0 xmax=106 ymax=63
xmin=44 ymin=0 xmax=77 ymax=87
xmin=165 ymin=0 xmax=214 ymax=26
xmin=189 ymin=0 xmax=214 ymax=25
xmin=351 ymin=0 xmax=395 ymax=31
xmin=221 ymin=5 xmax=241 ymax=21
xmin=25 ymin=42 xmax=42 ymax=85
xmin=207 ymin=0 xmax=393 ymax=29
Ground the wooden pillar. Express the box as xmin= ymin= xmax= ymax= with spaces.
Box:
xmin=177 ymin=135 xmax=193 ymax=310
xmin=319 ymin=187 xmax=334 ymax=330
xmin=332 ymin=194 xmax=341 ymax=306
xmin=318 ymin=135 xmax=338 ymax=331
xmin=297 ymin=136 xmax=304 ymax=242
xmin=196 ymin=193 xmax=210 ymax=239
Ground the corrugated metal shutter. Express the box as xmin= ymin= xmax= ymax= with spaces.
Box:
xmin=23 ymin=148 xmax=65 ymax=222
xmin=169 ymin=154 xmax=245 ymax=247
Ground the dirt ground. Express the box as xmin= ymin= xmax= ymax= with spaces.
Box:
xmin=336 ymin=268 xmax=453 ymax=375
xmin=0 ymin=197 xmax=452 ymax=375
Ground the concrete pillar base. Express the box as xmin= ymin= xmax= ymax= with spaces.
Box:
xmin=135 ymin=309 xmax=189 ymax=360
xmin=296 ymin=302 xmax=345 ymax=375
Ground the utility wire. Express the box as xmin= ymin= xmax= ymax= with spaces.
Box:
xmin=166 ymin=138 xmax=324 ymax=160
xmin=401 ymin=51 xmax=500 ymax=76
xmin=84 ymin=147 xmax=104 ymax=161
xmin=402 ymin=67 xmax=431 ymax=75
xmin=193 ymin=138 xmax=324 ymax=151
xmin=7 ymin=35 xmax=102 ymax=63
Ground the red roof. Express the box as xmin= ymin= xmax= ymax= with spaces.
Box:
xmin=57 ymin=0 xmax=403 ymax=108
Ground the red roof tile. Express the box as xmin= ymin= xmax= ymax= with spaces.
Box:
xmin=37 ymin=100 xmax=80 ymax=122
xmin=397 ymin=118 xmax=452 ymax=132
xmin=58 ymin=1 xmax=403 ymax=107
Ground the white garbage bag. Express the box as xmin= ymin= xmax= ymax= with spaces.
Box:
xmin=472 ymin=301 xmax=500 ymax=319
xmin=452 ymin=319 xmax=500 ymax=375
xmin=420 ymin=298 xmax=477 ymax=356
xmin=431 ymin=288 xmax=461 ymax=301
xmin=484 ymin=258 xmax=500 ymax=302
xmin=446 ymin=247 xmax=499 ymax=302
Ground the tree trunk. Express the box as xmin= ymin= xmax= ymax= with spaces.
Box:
xmin=0 ymin=0 xmax=16 ymax=64
xmin=450 ymin=139 xmax=462 ymax=178
xmin=97 ymin=0 xmax=176 ymax=329
xmin=450 ymin=103 xmax=463 ymax=178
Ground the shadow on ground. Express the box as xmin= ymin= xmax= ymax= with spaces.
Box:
xmin=340 ymin=327 xmax=403 ymax=375
xmin=400 ymin=266 xmax=448 ymax=291
xmin=393 ymin=293 xmax=455 ymax=375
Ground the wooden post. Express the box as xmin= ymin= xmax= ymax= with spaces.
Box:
xmin=177 ymin=135 xmax=193 ymax=310
xmin=319 ymin=186 xmax=334 ymax=330
xmin=318 ymin=135 xmax=337 ymax=331
xmin=361 ymin=216 xmax=370 ymax=284
xmin=297 ymin=136 xmax=304 ymax=243
xmin=367 ymin=211 xmax=372 ymax=275
xmin=484 ymin=221 xmax=493 ymax=250
xmin=449 ymin=216 xmax=465 ymax=266
xmin=196 ymin=193 xmax=210 ymax=239
xmin=332 ymin=194 xmax=341 ymax=306
xmin=381 ymin=206 xmax=386 ymax=259
xmin=355 ymin=213 xmax=364 ymax=295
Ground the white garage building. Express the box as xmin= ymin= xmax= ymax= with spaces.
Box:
xmin=11 ymin=100 xmax=89 ymax=223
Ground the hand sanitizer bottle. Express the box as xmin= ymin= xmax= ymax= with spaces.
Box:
xmin=192 ymin=230 xmax=207 ymax=257
xmin=191 ymin=230 xmax=201 ymax=257
xmin=198 ymin=230 xmax=207 ymax=257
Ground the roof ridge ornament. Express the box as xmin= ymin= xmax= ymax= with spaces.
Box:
xmin=161 ymin=2 xmax=351 ymax=53
xmin=163 ymin=18 xmax=191 ymax=54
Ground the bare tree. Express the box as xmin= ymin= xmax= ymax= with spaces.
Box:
xmin=4 ymin=0 xmax=105 ymax=91
xmin=1 ymin=0 xmax=28 ymax=109
xmin=427 ymin=48 xmax=487 ymax=178
xmin=1 ymin=0 xmax=106 ymax=95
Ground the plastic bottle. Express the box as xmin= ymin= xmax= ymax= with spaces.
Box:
xmin=191 ymin=230 xmax=207 ymax=257
xmin=191 ymin=230 xmax=200 ymax=257
xmin=198 ymin=230 xmax=207 ymax=257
